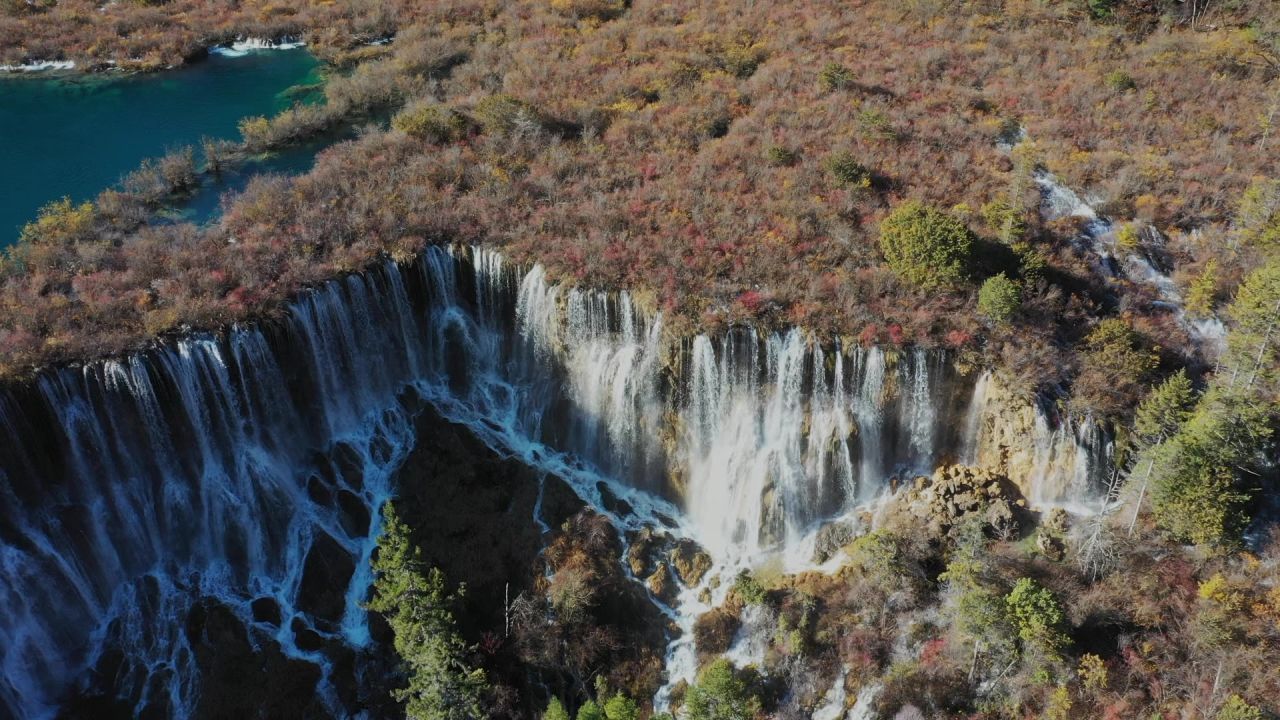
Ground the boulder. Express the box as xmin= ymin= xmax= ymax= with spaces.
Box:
xmin=669 ymin=539 xmax=713 ymax=587
xmin=811 ymin=519 xmax=858 ymax=564
xmin=297 ymin=531 xmax=355 ymax=625
xmin=646 ymin=562 xmax=678 ymax=605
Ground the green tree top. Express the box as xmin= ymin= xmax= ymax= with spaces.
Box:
xmin=603 ymin=693 xmax=639 ymax=720
xmin=544 ymin=698 xmax=571 ymax=720
xmin=1134 ymin=370 xmax=1195 ymax=445
xmin=684 ymin=659 xmax=763 ymax=720
xmin=978 ymin=273 xmax=1022 ymax=326
xmin=1004 ymin=577 xmax=1070 ymax=662
xmin=878 ymin=200 xmax=974 ymax=290
xmin=369 ymin=503 xmax=488 ymax=720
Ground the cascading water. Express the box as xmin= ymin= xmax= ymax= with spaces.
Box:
xmin=0 ymin=244 xmax=1112 ymax=718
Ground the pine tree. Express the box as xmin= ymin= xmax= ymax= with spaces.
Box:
xmin=544 ymin=698 xmax=570 ymax=720
xmin=369 ymin=503 xmax=488 ymax=720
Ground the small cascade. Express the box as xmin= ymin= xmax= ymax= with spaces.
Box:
xmin=961 ymin=370 xmax=994 ymax=464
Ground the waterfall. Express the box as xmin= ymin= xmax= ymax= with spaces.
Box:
xmin=961 ymin=370 xmax=993 ymax=464
xmin=0 ymin=245 xmax=1114 ymax=717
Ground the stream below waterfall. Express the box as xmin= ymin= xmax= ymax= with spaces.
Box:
xmin=0 ymin=246 xmax=1112 ymax=718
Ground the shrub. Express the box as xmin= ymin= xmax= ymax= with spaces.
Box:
xmin=717 ymin=34 xmax=766 ymax=78
xmin=1088 ymin=0 xmax=1115 ymax=19
xmin=1115 ymin=223 xmax=1140 ymax=251
xmin=1104 ymin=70 xmax=1136 ymax=92
xmin=548 ymin=0 xmax=626 ymax=22
xmin=856 ymin=107 xmax=897 ymax=141
xmin=877 ymin=201 xmax=974 ymax=290
xmin=473 ymin=94 xmax=541 ymax=135
xmin=732 ymin=570 xmax=767 ymax=606
xmin=1216 ymin=695 xmax=1263 ymax=720
xmin=684 ymin=659 xmax=763 ymax=720
xmin=19 ymin=197 xmax=95 ymax=246
xmin=765 ymin=145 xmax=797 ymax=166
xmin=818 ymin=62 xmax=853 ymax=92
xmin=393 ymin=101 xmax=467 ymax=143
xmin=978 ymin=273 xmax=1021 ymax=325
xmin=825 ymin=151 xmax=871 ymax=188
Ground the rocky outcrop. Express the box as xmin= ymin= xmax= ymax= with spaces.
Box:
xmin=669 ymin=539 xmax=713 ymax=587
xmin=879 ymin=464 xmax=1028 ymax=539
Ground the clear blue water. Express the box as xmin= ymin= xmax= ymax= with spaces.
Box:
xmin=0 ymin=49 xmax=321 ymax=246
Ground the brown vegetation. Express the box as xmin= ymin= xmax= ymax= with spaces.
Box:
xmin=3 ymin=1 xmax=1280 ymax=417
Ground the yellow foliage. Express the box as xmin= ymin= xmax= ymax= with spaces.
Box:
xmin=1198 ymin=573 xmax=1244 ymax=612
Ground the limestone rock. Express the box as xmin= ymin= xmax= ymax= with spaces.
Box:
xmin=669 ymin=539 xmax=713 ymax=587
xmin=812 ymin=519 xmax=858 ymax=564
xmin=646 ymin=562 xmax=678 ymax=605
xmin=880 ymin=464 xmax=1026 ymax=539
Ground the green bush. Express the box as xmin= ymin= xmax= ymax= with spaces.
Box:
xmin=1004 ymin=577 xmax=1070 ymax=663
xmin=1216 ymin=695 xmax=1263 ymax=720
xmin=877 ymin=200 xmax=974 ymax=290
xmin=602 ymin=693 xmax=638 ymax=720
xmin=1104 ymin=70 xmax=1136 ymax=92
xmin=818 ymin=62 xmax=853 ymax=92
xmin=575 ymin=700 xmax=603 ymax=720
xmin=825 ymin=151 xmax=871 ymax=188
xmin=684 ymin=659 xmax=763 ymax=720
xmin=473 ymin=94 xmax=541 ymax=135
xmin=1088 ymin=0 xmax=1115 ymax=19
xmin=393 ymin=102 xmax=467 ymax=143
xmin=732 ymin=570 xmax=768 ymax=606
xmin=978 ymin=273 xmax=1021 ymax=325
xmin=765 ymin=145 xmax=797 ymax=166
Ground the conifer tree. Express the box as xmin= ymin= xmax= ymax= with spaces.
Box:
xmin=369 ymin=503 xmax=488 ymax=720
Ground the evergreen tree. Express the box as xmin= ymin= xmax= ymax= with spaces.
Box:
xmin=369 ymin=503 xmax=488 ymax=720
xmin=603 ymin=693 xmax=639 ymax=720
xmin=978 ymin=273 xmax=1022 ymax=326
xmin=878 ymin=200 xmax=974 ymax=290
xmin=575 ymin=700 xmax=604 ymax=720
xmin=544 ymin=698 xmax=571 ymax=720
xmin=1134 ymin=370 xmax=1195 ymax=445
xmin=1004 ymin=578 xmax=1070 ymax=667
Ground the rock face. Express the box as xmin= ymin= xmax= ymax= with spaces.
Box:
xmin=880 ymin=464 xmax=1028 ymax=539
xmin=965 ymin=373 xmax=1103 ymax=506
xmin=812 ymin=519 xmax=859 ymax=564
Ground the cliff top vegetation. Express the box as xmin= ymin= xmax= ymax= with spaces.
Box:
xmin=2 ymin=0 xmax=1279 ymax=418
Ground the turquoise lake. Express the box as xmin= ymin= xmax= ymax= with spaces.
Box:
xmin=0 ymin=48 xmax=321 ymax=246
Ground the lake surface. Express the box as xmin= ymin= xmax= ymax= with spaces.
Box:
xmin=0 ymin=48 xmax=321 ymax=246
